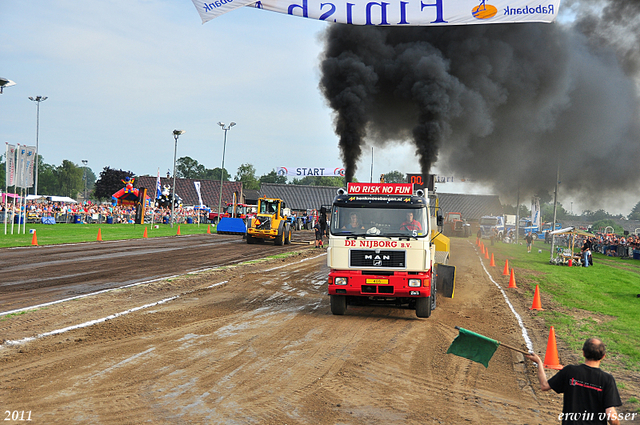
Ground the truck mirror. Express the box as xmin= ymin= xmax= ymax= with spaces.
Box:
xmin=437 ymin=215 xmax=444 ymax=227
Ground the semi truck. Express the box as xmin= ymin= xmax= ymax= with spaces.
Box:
xmin=479 ymin=214 xmax=516 ymax=240
xmin=326 ymin=182 xmax=454 ymax=318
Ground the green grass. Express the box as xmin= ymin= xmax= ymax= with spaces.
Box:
xmin=488 ymin=239 xmax=640 ymax=370
xmin=0 ymin=222 xmax=218 ymax=248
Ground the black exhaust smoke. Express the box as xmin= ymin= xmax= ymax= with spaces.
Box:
xmin=319 ymin=0 xmax=640 ymax=204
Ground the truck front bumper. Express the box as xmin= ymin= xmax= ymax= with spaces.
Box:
xmin=328 ymin=270 xmax=432 ymax=298
xmin=248 ymin=228 xmax=277 ymax=239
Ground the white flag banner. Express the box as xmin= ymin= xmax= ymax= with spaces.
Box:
xmin=15 ymin=144 xmax=26 ymax=189
xmin=277 ymin=166 xmax=345 ymax=177
xmin=24 ymin=145 xmax=36 ymax=188
xmin=5 ymin=143 xmax=16 ymax=187
xmin=194 ymin=181 xmax=204 ymax=206
xmin=194 ymin=0 xmax=561 ymax=25
xmin=531 ymin=197 xmax=540 ymax=228
xmin=192 ymin=0 xmax=256 ymax=23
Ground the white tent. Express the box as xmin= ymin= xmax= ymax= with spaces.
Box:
xmin=48 ymin=196 xmax=78 ymax=203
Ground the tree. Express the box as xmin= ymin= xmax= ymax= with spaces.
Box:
xmin=0 ymin=153 xmax=5 ymax=187
xmin=235 ymin=163 xmax=260 ymax=190
xmin=582 ymin=209 xmax=612 ymax=222
xmin=291 ymin=176 xmax=348 ymax=186
xmin=54 ymin=160 xmax=84 ymax=198
xmin=94 ymin=167 xmax=135 ymax=201
xmin=259 ymin=169 xmax=287 ymax=184
xmin=503 ymin=204 xmax=530 ymax=217
xmin=38 ymin=162 xmax=58 ymax=195
xmin=176 ymin=156 xmax=205 ymax=179
xmin=591 ymin=219 xmax=624 ymax=234
xmin=203 ymin=167 xmax=230 ymax=181
xmin=541 ymin=202 xmax=568 ymax=222
xmin=382 ymin=170 xmax=406 ymax=183
xmin=628 ymin=201 xmax=640 ymax=220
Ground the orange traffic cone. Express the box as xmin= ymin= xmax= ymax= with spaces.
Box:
xmin=31 ymin=230 xmax=38 ymax=246
xmin=207 ymin=224 xmax=211 ymax=234
xmin=143 ymin=227 xmax=148 ymax=238
xmin=508 ymin=268 xmax=517 ymax=288
xmin=503 ymin=259 xmax=510 ymax=276
xmin=490 ymin=253 xmax=496 ymax=267
xmin=97 ymin=228 xmax=103 ymax=242
xmin=530 ymin=285 xmax=544 ymax=310
xmin=485 ymin=249 xmax=490 ymax=260
xmin=177 ymin=225 xmax=181 ymax=236
xmin=543 ymin=326 xmax=563 ymax=370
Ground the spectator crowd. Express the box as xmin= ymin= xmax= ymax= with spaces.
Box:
xmin=0 ymin=199 xmax=209 ymax=225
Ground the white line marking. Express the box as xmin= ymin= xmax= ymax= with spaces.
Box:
xmin=473 ymin=242 xmax=534 ymax=352
xmin=3 ymin=296 xmax=180 ymax=347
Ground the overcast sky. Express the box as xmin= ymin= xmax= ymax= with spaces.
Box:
xmin=1 ymin=2 xmax=635 ymax=215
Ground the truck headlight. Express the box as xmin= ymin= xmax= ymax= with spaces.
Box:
xmin=408 ymin=279 xmax=421 ymax=287
xmin=334 ymin=277 xmax=348 ymax=285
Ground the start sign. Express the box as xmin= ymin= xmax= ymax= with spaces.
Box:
xmin=347 ymin=183 xmax=413 ymax=195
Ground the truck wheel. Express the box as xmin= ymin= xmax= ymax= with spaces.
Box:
xmin=284 ymin=227 xmax=292 ymax=244
xmin=275 ymin=230 xmax=284 ymax=246
xmin=532 ymin=233 xmax=538 ymax=240
xmin=415 ymin=296 xmax=432 ymax=318
xmin=246 ymin=234 xmax=256 ymax=244
xmin=330 ymin=295 xmax=347 ymax=315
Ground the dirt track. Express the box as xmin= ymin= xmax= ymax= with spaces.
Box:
xmin=0 ymin=234 xmax=589 ymax=424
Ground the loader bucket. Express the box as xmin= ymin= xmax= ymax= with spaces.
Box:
xmin=216 ymin=218 xmax=247 ymax=235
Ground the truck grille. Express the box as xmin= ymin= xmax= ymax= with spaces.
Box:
xmin=349 ymin=250 xmax=406 ymax=268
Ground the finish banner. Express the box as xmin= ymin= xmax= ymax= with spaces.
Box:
xmin=277 ymin=166 xmax=345 ymax=177
xmin=192 ymin=0 xmax=561 ymax=26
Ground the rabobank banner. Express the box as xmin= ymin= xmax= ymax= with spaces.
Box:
xmin=192 ymin=0 xmax=561 ymax=25
xmin=277 ymin=167 xmax=345 ymax=177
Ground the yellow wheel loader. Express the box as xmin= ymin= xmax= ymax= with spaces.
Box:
xmin=246 ymin=197 xmax=292 ymax=245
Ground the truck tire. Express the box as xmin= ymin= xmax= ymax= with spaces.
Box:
xmin=330 ymin=295 xmax=347 ymax=315
xmin=284 ymin=224 xmax=291 ymax=244
xmin=415 ymin=296 xmax=432 ymax=318
xmin=246 ymin=234 xmax=256 ymax=244
xmin=275 ymin=230 xmax=284 ymax=246
xmin=532 ymin=233 xmax=538 ymax=240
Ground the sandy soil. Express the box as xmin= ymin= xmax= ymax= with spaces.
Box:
xmin=0 ymin=234 xmax=634 ymax=424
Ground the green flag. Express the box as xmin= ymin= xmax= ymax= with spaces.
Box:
xmin=446 ymin=327 xmax=500 ymax=368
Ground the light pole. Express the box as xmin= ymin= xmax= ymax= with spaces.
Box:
xmin=82 ymin=159 xmax=88 ymax=201
xmin=216 ymin=122 xmax=236 ymax=223
xmin=171 ymin=130 xmax=185 ymax=228
xmin=29 ymin=96 xmax=48 ymax=196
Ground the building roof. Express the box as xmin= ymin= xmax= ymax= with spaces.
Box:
xmin=258 ymin=183 xmax=340 ymax=211
xmin=136 ymin=176 xmax=244 ymax=208
xmin=436 ymin=192 xmax=503 ymax=221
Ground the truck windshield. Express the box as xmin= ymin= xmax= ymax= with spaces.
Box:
xmin=479 ymin=217 xmax=498 ymax=226
xmin=330 ymin=206 xmax=428 ymax=238
xmin=259 ymin=201 xmax=278 ymax=214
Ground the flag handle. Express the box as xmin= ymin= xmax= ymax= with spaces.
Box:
xmin=454 ymin=326 xmax=530 ymax=355
xmin=499 ymin=342 xmax=531 ymax=355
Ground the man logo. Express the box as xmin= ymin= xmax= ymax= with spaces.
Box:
xmin=472 ymin=0 xmax=497 ymax=19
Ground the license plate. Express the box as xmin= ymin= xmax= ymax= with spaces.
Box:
xmin=365 ymin=279 xmax=388 ymax=284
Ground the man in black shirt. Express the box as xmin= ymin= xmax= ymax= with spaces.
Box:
xmin=526 ymin=338 xmax=622 ymax=425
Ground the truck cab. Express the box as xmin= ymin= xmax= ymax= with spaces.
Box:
xmin=479 ymin=215 xmax=505 ymax=240
xmin=327 ymin=183 xmax=437 ymax=318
